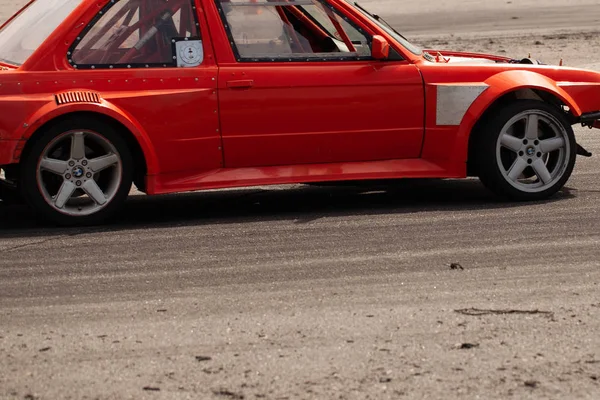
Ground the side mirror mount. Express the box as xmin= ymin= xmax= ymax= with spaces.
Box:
xmin=371 ymin=35 xmax=390 ymax=60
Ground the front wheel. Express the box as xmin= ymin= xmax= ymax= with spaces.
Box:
xmin=473 ymin=100 xmax=576 ymax=201
xmin=20 ymin=118 xmax=133 ymax=226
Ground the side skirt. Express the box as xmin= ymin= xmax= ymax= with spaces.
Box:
xmin=146 ymin=158 xmax=464 ymax=196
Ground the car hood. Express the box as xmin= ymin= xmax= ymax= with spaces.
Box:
xmin=424 ymin=49 xmax=535 ymax=65
xmin=442 ymin=56 xmax=497 ymax=64
xmin=422 ymin=49 xmax=600 ymax=80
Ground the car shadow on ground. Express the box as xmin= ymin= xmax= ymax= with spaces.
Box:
xmin=0 ymin=178 xmax=574 ymax=238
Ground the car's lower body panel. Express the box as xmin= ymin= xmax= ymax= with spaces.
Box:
xmin=147 ymin=158 xmax=464 ymax=195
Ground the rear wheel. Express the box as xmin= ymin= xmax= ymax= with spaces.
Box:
xmin=20 ymin=118 xmax=133 ymax=225
xmin=473 ymin=100 xmax=576 ymax=201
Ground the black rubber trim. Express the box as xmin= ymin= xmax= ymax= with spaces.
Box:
xmin=580 ymin=111 xmax=600 ymax=122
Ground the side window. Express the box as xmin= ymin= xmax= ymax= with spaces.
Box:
xmin=70 ymin=0 xmax=202 ymax=69
xmin=216 ymin=0 xmax=372 ymax=62
xmin=300 ymin=5 xmax=366 ymax=43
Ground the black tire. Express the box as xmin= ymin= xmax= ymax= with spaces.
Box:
xmin=472 ymin=100 xmax=576 ymax=201
xmin=20 ymin=116 xmax=133 ymax=226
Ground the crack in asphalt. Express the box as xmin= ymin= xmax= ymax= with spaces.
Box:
xmin=455 ymin=308 xmax=555 ymax=317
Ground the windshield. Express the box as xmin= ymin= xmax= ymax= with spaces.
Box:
xmin=0 ymin=0 xmax=82 ymax=65
xmin=350 ymin=2 xmax=422 ymax=56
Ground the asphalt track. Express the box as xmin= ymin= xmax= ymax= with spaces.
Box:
xmin=2 ymin=1 xmax=600 ymax=399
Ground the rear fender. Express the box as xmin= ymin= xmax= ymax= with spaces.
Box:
xmin=452 ymin=70 xmax=581 ymax=164
xmin=15 ymin=100 xmax=159 ymax=175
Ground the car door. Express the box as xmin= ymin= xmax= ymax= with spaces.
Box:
xmin=214 ymin=0 xmax=424 ymax=168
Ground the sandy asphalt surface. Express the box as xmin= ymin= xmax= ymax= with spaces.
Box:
xmin=2 ymin=1 xmax=600 ymax=399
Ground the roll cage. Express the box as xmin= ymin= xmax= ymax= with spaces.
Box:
xmin=69 ymin=0 xmax=199 ymax=68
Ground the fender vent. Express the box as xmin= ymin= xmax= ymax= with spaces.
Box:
xmin=55 ymin=91 xmax=101 ymax=106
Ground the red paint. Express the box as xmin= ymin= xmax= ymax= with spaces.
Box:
xmin=150 ymin=158 xmax=455 ymax=195
xmin=218 ymin=61 xmax=424 ymax=168
xmin=0 ymin=0 xmax=599 ymax=197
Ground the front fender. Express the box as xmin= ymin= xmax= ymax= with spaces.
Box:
xmin=452 ymin=70 xmax=582 ymax=165
xmin=14 ymin=98 xmax=159 ymax=175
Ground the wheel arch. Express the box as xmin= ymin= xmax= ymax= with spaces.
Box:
xmin=456 ymin=70 xmax=581 ymax=174
xmin=17 ymin=106 xmax=158 ymax=193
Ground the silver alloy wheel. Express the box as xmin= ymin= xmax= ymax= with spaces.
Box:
xmin=36 ymin=130 xmax=122 ymax=216
xmin=496 ymin=109 xmax=570 ymax=193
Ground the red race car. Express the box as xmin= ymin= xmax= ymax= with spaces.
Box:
xmin=0 ymin=0 xmax=599 ymax=225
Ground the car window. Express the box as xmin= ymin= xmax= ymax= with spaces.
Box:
xmin=216 ymin=0 xmax=371 ymax=62
xmin=0 ymin=0 xmax=83 ymax=66
xmin=300 ymin=4 xmax=366 ymax=42
xmin=70 ymin=0 xmax=202 ymax=69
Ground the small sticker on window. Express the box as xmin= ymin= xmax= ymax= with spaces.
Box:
xmin=174 ymin=39 xmax=204 ymax=67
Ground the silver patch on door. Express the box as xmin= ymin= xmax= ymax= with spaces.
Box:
xmin=436 ymin=84 xmax=488 ymax=126
xmin=175 ymin=40 xmax=204 ymax=67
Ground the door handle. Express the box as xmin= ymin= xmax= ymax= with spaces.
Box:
xmin=227 ymin=79 xmax=254 ymax=89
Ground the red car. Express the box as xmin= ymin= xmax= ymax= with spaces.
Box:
xmin=0 ymin=0 xmax=599 ymax=225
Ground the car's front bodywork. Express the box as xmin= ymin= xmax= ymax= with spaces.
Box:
xmin=412 ymin=54 xmax=600 ymax=174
